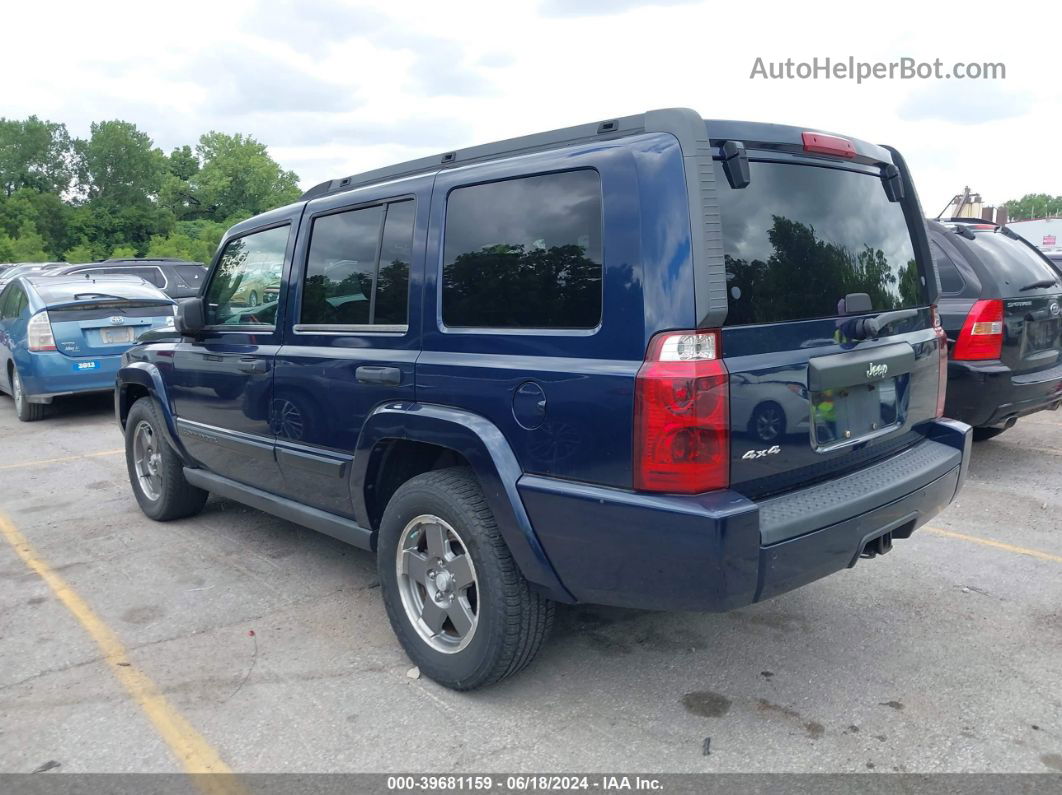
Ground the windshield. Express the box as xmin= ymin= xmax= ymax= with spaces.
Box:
xmin=716 ymin=161 xmax=927 ymax=326
xmin=966 ymin=232 xmax=1061 ymax=296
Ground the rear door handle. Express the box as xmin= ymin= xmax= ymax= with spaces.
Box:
xmin=237 ymin=358 xmax=268 ymax=374
xmin=356 ymin=365 xmax=401 ymax=385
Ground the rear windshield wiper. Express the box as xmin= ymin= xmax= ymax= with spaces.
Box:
xmin=1019 ymin=278 xmax=1059 ymax=291
xmin=850 ymin=308 xmax=919 ymax=340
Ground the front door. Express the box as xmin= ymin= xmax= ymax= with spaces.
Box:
xmin=272 ymin=179 xmax=427 ymax=516
xmin=170 ymin=222 xmax=295 ymax=492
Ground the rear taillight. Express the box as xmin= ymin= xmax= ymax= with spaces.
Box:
xmin=27 ymin=311 xmax=56 ymax=352
xmin=932 ymin=305 xmax=948 ymax=418
xmin=633 ymin=330 xmax=729 ymax=494
xmin=952 ymin=299 xmax=1004 ymax=361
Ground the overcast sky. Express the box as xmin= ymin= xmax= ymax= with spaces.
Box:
xmin=5 ymin=0 xmax=1058 ymax=212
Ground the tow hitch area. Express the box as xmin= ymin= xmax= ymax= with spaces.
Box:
xmin=860 ymin=532 xmax=894 ymax=559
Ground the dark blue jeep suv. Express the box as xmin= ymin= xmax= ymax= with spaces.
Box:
xmin=116 ymin=108 xmax=971 ymax=689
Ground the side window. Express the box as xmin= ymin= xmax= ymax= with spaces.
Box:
xmin=931 ymin=241 xmax=966 ymax=294
xmin=442 ymin=170 xmax=603 ymax=329
xmin=205 ymin=226 xmax=290 ymax=327
xmin=301 ymin=199 xmax=414 ymax=327
xmin=0 ymin=286 xmax=19 ymax=319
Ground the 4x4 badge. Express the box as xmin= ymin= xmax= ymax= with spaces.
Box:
xmin=742 ymin=445 xmax=781 ymax=460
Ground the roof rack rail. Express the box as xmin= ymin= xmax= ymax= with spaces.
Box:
xmin=297 ymin=110 xmax=677 ymax=203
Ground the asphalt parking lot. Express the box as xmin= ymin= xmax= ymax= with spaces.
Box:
xmin=0 ymin=394 xmax=1060 ymax=776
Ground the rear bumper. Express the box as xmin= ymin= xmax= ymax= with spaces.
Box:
xmin=19 ymin=351 xmax=121 ymax=402
xmin=520 ymin=419 xmax=971 ymax=611
xmin=945 ymin=359 xmax=1062 ymax=427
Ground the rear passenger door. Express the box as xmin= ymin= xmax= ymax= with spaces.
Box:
xmin=272 ymin=175 xmax=428 ymax=516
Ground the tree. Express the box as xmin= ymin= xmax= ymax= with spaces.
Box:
xmin=0 ymin=220 xmax=49 ymax=262
xmin=145 ymin=219 xmax=226 ymax=263
xmin=0 ymin=116 xmax=75 ymax=197
xmin=167 ymin=145 xmax=199 ymax=181
xmin=63 ymin=242 xmax=96 ymax=263
xmin=189 ymin=132 xmax=300 ymax=222
xmin=1004 ymin=194 xmax=1062 ymax=222
xmin=78 ymin=120 xmax=166 ymax=206
xmin=0 ymin=188 xmax=72 ymax=257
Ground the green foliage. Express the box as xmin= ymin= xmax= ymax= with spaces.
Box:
xmin=1003 ymin=194 xmax=1062 ymax=222
xmin=0 ymin=116 xmax=75 ymax=197
xmin=145 ymin=220 xmax=227 ymax=263
xmin=188 ymin=131 xmax=301 ymax=222
xmin=0 ymin=220 xmax=49 ymax=262
xmin=78 ymin=120 xmax=166 ymax=206
xmin=63 ymin=242 xmax=96 ymax=263
xmin=0 ymin=115 xmax=300 ymax=266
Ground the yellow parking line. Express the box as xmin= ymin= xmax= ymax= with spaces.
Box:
xmin=0 ymin=449 xmax=123 ymax=471
xmin=924 ymin=526 xmax=1062 ymax=564
xmin=0 ymin=513 xmax=244 ymax=792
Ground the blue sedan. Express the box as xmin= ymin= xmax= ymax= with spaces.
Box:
xmin=0 ymin=274 xmax=176 ymax=421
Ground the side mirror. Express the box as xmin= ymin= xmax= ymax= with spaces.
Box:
xmin=175 ymin=297 xmax=206 ymax=336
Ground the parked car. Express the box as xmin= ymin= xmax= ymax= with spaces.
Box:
xmin=0 ymin=274 xmax=175 ymax=421
xmin=929 ymin=219 xmax=1062 ymax=440
xmin=116 ymin=108 xmax=970 ymax=690
xmin=0 ymin=263 xmax=53 ymax=290
xmin=46 ymin=258 xmax=207 ymax=299
xmin=228 ymin=261 xmax=283 ymax=307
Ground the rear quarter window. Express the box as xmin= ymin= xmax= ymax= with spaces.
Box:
xmin=930 ymin=241 xmax=966 ymax=294
xmin=441 ymin=170 xmax=603 ymax=330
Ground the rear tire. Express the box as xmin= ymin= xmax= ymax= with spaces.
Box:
xmin=125 ymin=398 xmax=208 ymax=520
xmin=377 ymin=467 xmax=554 ymax=690
xmin=11 ymin=368 xmax=45 ymax=422
xmin=972 ymin=425 xmax=1008 ymax=442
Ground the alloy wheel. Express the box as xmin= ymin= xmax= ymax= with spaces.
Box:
xmin=132 ymin=420 xmax=163 ymax=501
xmin=396 ymin=514 xmax=479 ymax=653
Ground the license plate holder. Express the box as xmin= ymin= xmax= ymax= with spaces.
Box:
xmin=101 ymin=326 xmax=135 ymax=344
xmin=811 ymin=377 xmax=903 ymax=448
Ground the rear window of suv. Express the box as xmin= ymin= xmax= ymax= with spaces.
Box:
xmin=717 ymin=161 xmax=927 ymax=325
xmin=963 ymin=231 xmax=1061 ymax=296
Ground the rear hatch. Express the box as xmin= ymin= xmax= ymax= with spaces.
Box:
xmin=708 ymin=124 xmax=940 ymax=500
xmin=38 ymin=282 xmax=175 ymax=357
xmin=960 ymin=229 xmax=1062 ymax=374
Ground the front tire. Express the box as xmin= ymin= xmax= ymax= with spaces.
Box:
xmin=377 ymin=467 xmax=554 ymax=690
xmin=125 ymin=398 xmax=208 ymax=520
xmin=11 ymin=367 xmax=45 ymax=422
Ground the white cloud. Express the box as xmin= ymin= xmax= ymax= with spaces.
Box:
xmin=2 ymin=0 xmax=1059 ymax=209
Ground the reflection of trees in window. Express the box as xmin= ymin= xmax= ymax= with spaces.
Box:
xmin=443 ymin=243 xmax=601 ymax=328
xmin=725 ymin=216 xmax=923 ymax=325
xmin=374 ymin=259 xmax=409 ymax=325
xmin=896 ymin=259 xmax=923 ymax=307
xmin=209 ymin=238 xmax=249 ymax=322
